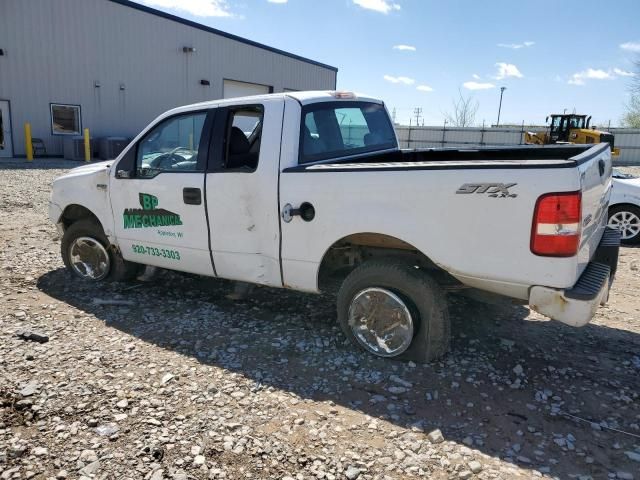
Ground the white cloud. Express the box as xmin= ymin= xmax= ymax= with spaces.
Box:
xmin=353 ymin=0 xmax=400 ymax=14
xmin=268 ymin=0 xmax=288 ymax=3
xmin=497 ymin=41 xmax=535 ymax=49
xmin=614 ymin=67 xmax=635 ymax=77
xmin=494 ymin=63 xmax=524 ymax=79
xmin=620 ymin=42 xmax=640 ymax=52
xmin=416 ymin=84 xmax=433 ymax=92
xmin=393 ymin=44 xmax=416 ymax=51
xmin=141 ymin=0 xmax=233 ymax=17
xmin=472 ymin=73 xmax=481 ymax=80
xmin=463 ymin=81 xmax=495 ymax=90
xmin=568 ymin=68 xmax=612 ymax=85
xmin=568 ymin=67 xmax=635 ymax=85
xmin=383 ymin=75 xmax=414 ymax=85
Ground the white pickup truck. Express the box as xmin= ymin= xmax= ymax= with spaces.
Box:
xmin=49 ymin=91 xmax=620 ymax=362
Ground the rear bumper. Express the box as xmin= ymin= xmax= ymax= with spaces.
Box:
xmin=529 ymin=227 xmax=620 ymax=327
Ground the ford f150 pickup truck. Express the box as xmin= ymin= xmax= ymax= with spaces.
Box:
xmin=49 ymin=91 xmax=620 ymax=362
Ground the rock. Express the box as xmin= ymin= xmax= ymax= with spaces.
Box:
xmin=80 ymin=461 xmax=101 ymax=476
xmin=389 ymin=375 xmax=413 ymax=388
xmin=345 ymin=466 xmax=361 ymax=480
xmin=513 ymin=364 xmax=524 ymax=375
xmin=427 ymin=429 xmax=444 ymax=444
xmin=16 ymin=330 xmax=49 ymax=343
xmin=388 ymin=386 xmax=407 ymax=394
xmin=80 ymin=450 xmax=98 ymax=463
xmin=19 ymin=381 xmax=39 ymax=397
xmin=616 ymin=473 xmax=634 ymax=480
xmin=459 ymin=471 xmax=473 ymax=480
xmin=625 ymin=451 xmax=640 ymax=462
xmin=56 ymin=470 xmax=69 ymax=479
xmin=193 ymin=455 xmax=205 ymax=465
xmin=32 ymin=447 xmax=48 ymax=456
xmin=95 ymin=424 xmax=119 ymax=436
xmin=468 ymin=460 xmax=482 ymax=473
xmin=150 ymin=470 xmax=164 ymax=480
xmin=161 ymin=373 xmax=174 ymax=385
xmin=116 ymin=399 xmax=128 ymax=409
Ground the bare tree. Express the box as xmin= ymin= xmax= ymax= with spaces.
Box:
xmin=444 ymin=90 xmax=479 ymax=127
xmin=622 ymin=60 xmax=640 ymax=128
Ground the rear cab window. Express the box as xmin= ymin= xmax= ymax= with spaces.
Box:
xmin=300 ymin=101 xmax=397 ymax=164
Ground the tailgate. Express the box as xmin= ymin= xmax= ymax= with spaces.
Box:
xmin=575 ymin=143 xmax=613 ymax=273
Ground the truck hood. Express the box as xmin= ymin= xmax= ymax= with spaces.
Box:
xmin=54 ymin=160 xmax=113 ymax=182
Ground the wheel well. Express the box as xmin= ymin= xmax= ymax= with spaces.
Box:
xmin=317 ymin=233 xmax=457 ymax=293
xmin=609 ymin=203 xmax=640 ymax=212
xmin=60 ymin=204 xmax=101 ymax=230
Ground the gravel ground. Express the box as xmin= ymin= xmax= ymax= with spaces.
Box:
xmin=1 ymin=160 xmax=639 ymax=480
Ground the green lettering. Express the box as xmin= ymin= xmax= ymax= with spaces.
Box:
xmin=123 ymin=214 xmax=136 ymax=229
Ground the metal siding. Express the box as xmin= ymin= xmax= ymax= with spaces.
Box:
xmin=0 ymin=0 xmax=337 ymax=156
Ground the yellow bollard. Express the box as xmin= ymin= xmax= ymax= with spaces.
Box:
xmin=24 ymin=123 xmax=33 ymax=161
xmin=83 ymin=128 xmax=91 ymax=162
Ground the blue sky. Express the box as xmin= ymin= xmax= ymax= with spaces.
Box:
xmin=135 ymin=0 xmax=639 ymax=126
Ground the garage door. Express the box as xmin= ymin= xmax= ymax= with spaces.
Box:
xmin=223 ymin=80 xmax=271 ymax=99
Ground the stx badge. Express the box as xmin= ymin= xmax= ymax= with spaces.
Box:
xmin=123 ymin=193 xmax=183 ymax=229
xmin=456 ymin=183 xmax=518 ymax=198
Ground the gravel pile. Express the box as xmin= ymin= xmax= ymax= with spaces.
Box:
xmin=1 ymin=161 xmax=639 ymax=479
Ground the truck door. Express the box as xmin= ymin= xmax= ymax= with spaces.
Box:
xmin=109 ymin=109 xmax=215 ymax=276
xmin=205 ymin=99 xmax=284 ymax=286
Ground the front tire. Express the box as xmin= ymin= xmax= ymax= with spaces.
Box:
xmin=61 ymin=219 xmax=140 ymax=282
xmin=337 ymin=260 xmax=450 ymax=363
xmin=608 ymin=205 xmax=640 ymax=245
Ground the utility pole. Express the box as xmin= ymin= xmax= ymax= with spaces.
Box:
xmin=496 ymin=87 xmax=506 ymax=126
xmin=413 ymin=107 xmax=423 ymax=126
xmin=392 ymin=108 xmax=397 ymax=124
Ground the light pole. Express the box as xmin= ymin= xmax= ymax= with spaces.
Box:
xmin=496 ymin=86 xmax=506 ymax=126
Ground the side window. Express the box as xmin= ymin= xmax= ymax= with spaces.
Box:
xmin=224 ymin=106 xmax=263 ymax=171
xmin=136 ymin=112 xmax=206 ymax=178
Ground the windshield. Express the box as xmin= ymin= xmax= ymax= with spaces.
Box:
xmin=300 ymin=101 xmax=397 ymax=164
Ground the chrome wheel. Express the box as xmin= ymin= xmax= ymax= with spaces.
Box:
xmin=68 ymin=236 xmax=110 ymax=280
xmin=348 ymin=287 xmax=414 ymax=357
xmin=608 ymin=210 xmax=640 ymax=241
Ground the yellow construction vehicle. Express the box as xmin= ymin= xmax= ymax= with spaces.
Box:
xmin=525 ymin=114 xmax=620 ymax=156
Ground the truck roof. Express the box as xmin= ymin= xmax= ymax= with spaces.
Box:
xmin=169 ymin=91 xmax=383 ymax=114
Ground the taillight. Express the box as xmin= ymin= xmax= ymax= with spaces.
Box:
xmin=531 ymin=191 xmax=582 ymax=257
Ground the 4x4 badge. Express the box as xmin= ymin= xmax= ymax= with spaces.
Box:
xmin=456 ymin=183 xmax=518 ymax=198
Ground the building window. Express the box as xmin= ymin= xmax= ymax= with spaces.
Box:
xmin=50 ymin=103 xmax=82 ymax=135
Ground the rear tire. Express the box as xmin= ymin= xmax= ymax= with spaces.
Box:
xmin=61 ymin=219 xmax=140 ymax=282
xmin=337 ymin=260 xmax=450 ymax=363
xmin=608 ymin=205 xmax=640 ymax=245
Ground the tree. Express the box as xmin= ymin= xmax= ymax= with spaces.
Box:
xmin=444 ymin=90 xmax=479 ymax=127
xmin=622 ymin=60 xmax=640 ymax=128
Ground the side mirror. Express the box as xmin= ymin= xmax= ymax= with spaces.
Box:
xmin=545 ymin=116 xmax=549 ymax=124
xmin=116 ymin=170 xmax=131 ymax=179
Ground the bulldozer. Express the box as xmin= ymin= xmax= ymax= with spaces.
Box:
xmin=525 ymin=114 xmax=620 ymax=156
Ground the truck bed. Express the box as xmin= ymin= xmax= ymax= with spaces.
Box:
xmin=284 ymin=144 xmax=603 ymax=172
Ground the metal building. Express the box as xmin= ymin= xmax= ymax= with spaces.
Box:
xmin=0 ymin=0 xmax=338 ymax=158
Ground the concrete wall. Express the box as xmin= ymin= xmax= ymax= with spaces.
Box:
xmin=0 ymin=0 xmax=337 ymax=156
xmin=395 ymin=125 xmax=640 ymax=166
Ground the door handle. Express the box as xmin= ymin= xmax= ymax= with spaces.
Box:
xmin=183 ymin=187 xmax=202 ymax=205
xmin=282 ymin=202 xmax=315 ymax=223
xmin=598 ymin=159 xmax=605 ymax=177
